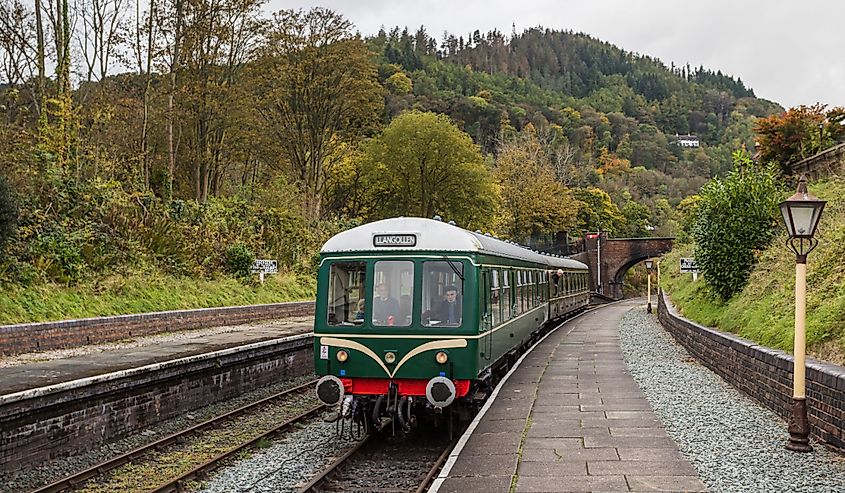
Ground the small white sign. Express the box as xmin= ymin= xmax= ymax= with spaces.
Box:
xmin=320 ymin=345 xmax=329 ymax=360
xmin=680 ymin=258 xmax=698 ymax=273
xmin=251 ymin=259 xmax=278 ymax=274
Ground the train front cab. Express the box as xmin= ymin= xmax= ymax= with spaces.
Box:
xmin=313 ymin=253 xmax=481 ymax=413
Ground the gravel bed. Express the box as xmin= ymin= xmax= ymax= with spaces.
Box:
xmin=0 ymin=316 xmax=313 ymax=369
xmin=619 ymin=306 xmax=845 ymax=493
xmin=194 ymin=417 xmax=361 ymax=493
xmin=1 ymin=375 xmax=317 ymax=493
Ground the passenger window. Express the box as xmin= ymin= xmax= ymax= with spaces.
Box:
xmin=502 ymin=271 xmax=511 ymax=320
xmin=540 ymin=271 xmax=546 ymax=302
xmin=372 ymin=261 xmax=414 ymax=327
xmin=529 ymin=272 xmax=535 ymax=307
xmin=520 ymin=271 xmax=527 ymax=312
xmin=327 ymin=261 xmax=366 ymax=326
xmin=490 ymin=269 xmax=500 ymax=326
xmin=521 ymin=271 xmax=528 ymax=312
xmin=421 ymin=260 xmax=464 ymax=327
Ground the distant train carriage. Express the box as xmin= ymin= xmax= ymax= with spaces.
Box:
xmin=313 ymin=217 xmax=589 ymax=431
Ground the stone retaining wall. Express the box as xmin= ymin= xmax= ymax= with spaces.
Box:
xmin=0 ymin=301 xmax=315 ymax=356
xmin=791 ymin=142 xmax=845 ymax=179
xmin=0 ymin=334 xmax=314 ymax=471
xmin=658 ymin=291 xmax=845 ymax=449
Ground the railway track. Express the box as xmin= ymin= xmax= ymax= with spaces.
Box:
xmin=297 ymin=426 xmax=457 ymax=493
xmin=32 ymin=380 xmax=324 ymax=493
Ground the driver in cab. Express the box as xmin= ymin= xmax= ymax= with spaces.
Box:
xmin=372 ymin=283 xmax=400 ymax=325
xmin=432 ymin=286 xmax=461 ymax=326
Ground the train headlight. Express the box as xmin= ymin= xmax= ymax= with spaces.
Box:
xmin=384 ymin=352 xmax=396 ymax=364
xmin=435 ymin=351 xmax=448 ymax=364
xmin=336 ymin=350 xmax=349 ymax=362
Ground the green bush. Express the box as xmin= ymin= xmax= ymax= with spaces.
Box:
xmin=30 ymin=228 xmax=87 ymax=284
xmin=224 ymin=243 xmax=255 ymax=277
xmin=0 ymin=175 xmax=15 ymax=252
xmin=692 ymin=151 xmax=781 ymax=300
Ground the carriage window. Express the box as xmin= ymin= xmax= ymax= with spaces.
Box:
xmin=421 ymin=260 xmax=464 ymax=327
xmin=539 ymin=271 xmax=546 ymax=302
xmin=529 ymin=272 xmax=535 ymax=307
xmin=522 ymin=271 xmax=528 ymax=312
xmin=490 ymin=269 xmax=500 ymax=326
xmin=327 ymin=261 xmax=366 ymax=326
xmin=502 ymin=270 xmax=511 ymax=320
xmin=372 ymin=261 xmax=414 ymax=327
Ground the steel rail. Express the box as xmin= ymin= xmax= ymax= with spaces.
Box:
xmin=30 ymin=379 xmax=319 ymax=493
xmin=414 ymin=440 xmax=456 ymax=493
xmin=152 ymin=404 xmax=326 ymax=493
xmin=296 ymin=433 xmax=373 ymax=493
xmin=297 ymin=424 xmax=457 ymax=493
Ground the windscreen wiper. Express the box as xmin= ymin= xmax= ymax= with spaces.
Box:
xmin=443 ymin=256 xmax=465 ymax=282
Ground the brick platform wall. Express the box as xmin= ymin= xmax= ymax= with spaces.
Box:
xmin=0 ymin=334 xmax=314 ymax=471
xmin=658 ymin=291 xmax=845 ymax=449
xmin=0 ymin=301 xmax=315 ymax=356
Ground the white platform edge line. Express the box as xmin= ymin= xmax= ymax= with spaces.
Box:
xmin=427 ymin=300 xmax=628 ymax=493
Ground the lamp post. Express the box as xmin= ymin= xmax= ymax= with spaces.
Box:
xmin=818 ymin=123 xmax=824 ymax=152
xmin=644 ymin=258 xmax=654 ymax=313
xmin=780 ymin=175 xmax=826 ymax=453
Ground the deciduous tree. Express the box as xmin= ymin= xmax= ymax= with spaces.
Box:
xmin=258 ymin=7 xmax=383 ymax=220
xmin=755 ymin=104 xmax=845 ymax=173
xmin=494 ymin=126 xmax=577 ymax=240
xmin=358 ymin=110 xmax=498 ymax=230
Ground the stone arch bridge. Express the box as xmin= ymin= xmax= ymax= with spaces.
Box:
xmin=569 ymin=234 xmax=674 ymax=300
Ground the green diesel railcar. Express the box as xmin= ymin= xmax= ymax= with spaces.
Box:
xmin=313 ymin=217 xmax=589 ymax=430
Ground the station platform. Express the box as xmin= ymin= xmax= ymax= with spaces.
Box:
xmin=434 ymin=300 xmax=705 ymax=493
xmin=0 ymin=316 xmax=313 ymax=396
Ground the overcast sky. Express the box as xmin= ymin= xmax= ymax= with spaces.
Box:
xmin=267 ymin=0 xmax=843 ymax=110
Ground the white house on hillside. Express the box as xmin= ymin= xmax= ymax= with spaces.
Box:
xmin=674 ymin=134 xmax=700 ymax=148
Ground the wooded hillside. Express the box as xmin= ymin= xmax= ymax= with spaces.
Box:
xmin=0 ymin=4 xmax=783 ymax=304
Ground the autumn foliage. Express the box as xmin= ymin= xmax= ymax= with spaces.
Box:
xmin=754 ymin=104 xmax=845 ymax=173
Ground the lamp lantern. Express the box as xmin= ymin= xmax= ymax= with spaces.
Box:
xmin=780 ymin=176 xmax=826 ymax=261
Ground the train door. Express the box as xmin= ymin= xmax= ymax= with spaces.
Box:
xmin=481 ymin=269 xmax=493 ymax=362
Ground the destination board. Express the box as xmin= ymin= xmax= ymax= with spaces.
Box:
xmin=373 ymin=234 xmax=417 ymax=247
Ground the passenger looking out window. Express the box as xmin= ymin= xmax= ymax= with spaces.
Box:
xmin=355 ymin=299 xmax=365 ymax=322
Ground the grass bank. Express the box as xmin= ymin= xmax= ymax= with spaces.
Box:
xmin=0 ymin=273 xmax=315 ymax=325
xmin=660 ymin=177 xmax=845 ymax=366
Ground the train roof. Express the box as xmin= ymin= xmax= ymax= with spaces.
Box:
xmin=320 ymin=217 xmax=587 ymax=270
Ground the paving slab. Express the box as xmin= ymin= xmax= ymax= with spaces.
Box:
xmin=438 ymin=476 xmax=514 ymax=493
xmin=435 ymin=300 xmax=706 ymax=493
